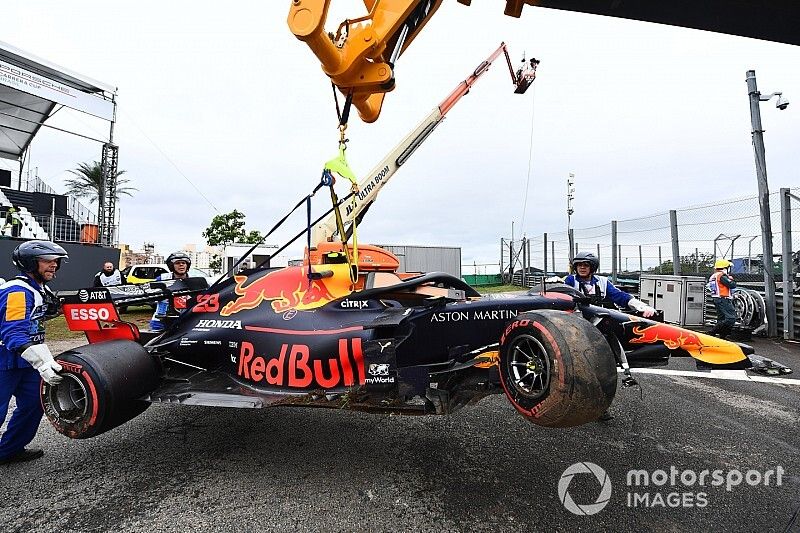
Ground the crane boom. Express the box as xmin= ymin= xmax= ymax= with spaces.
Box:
xmin=289 ymin=1 xmax=798 ymax=124
xmin=312 ymin=42 xmax=537 ymax=246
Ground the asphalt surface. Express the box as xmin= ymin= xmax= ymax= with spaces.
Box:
xmin=1 ymin=338 xmax=799 ymax=533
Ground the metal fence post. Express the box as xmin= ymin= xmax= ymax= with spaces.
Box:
xmin=670 ymin=210 xmax=681 ymax=275
xmin=522 ymin=237 xmax=527 ymax=287
xmin=639 ymin=245 xmax=643 ymax=274
xmin=499 ymin=238 xmax=504 ymax=280
xmin=781 ymin=188 xmax=795 ymax=339
xmin=611 ymin=220 xmax=618 ymax=282
xmin=543 ymin=233 xmax=548 ymax=273
xmin=597 ymin=243 xmax=601 ymax=271
xmin=568 ymin=229 xmax=575 ymax=262
xmin=527 ymin=238 xmax=531 ymax=276
xmin=508 ymin=240 xmax=515 ymax=282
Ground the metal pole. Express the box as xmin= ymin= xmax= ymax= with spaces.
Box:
xmin=611 ymin=220 xmax=618 ymax=283
xmin=670 ymin=210 xmax=681 ymax=275
xmin=695 ymin=248 xmax=699 ymax=273
xmin=639 ymin=245 xmax=643 ymax=274
xmin=568 ymin=229 xmax=575 ymax=262
xmin=780 ymin=188 xmax=794 ymax=339
xmin=597 ymin=243 xmax=601 ymax=272
xmin=658 ymin=246 xmax=662 ymax=273
xmin=49 ymin=198 xmax=55 ymax=240
xmin=522 ymin=237 xmax=527 ymax=287
xmin=747 ymin=70 xmax=778 ymax=337
xmin=499 ymin=238 xmax=504 ymax=280
xmin=500 ymin=238 xmax=504 ymax=279
xmin=748 ymin=237 xmax=758 ymax=273
xmin=543 ymin=233 xmax=548 ymax=274
xmin=509 ymin=240 xmax=515 ymax=283
xmin=527 ymin=238 xmax=532 ymax=276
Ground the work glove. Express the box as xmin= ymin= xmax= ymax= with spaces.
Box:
xmin=629 ymin=297 xmax=657 ymax=318
xmin=21 ymin=344 xmax=63 ymax=385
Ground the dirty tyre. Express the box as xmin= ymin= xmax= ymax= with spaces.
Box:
xmin=42 ymin=340 xmax=160 ymax=439
xmin=499 ymin=310 xmax=617 ymax=427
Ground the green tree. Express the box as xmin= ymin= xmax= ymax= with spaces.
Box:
xmin=244 ymin=230 xmax=263 ymax=244
xmin=202 ymin=209 xmax=263 ymax=246
xmin=64 ymin=161 xmax=136 ymax=205
xmin=202 ymin=210 xmax=246 ymax=246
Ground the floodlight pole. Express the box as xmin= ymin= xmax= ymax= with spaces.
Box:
xmin=746 ymin=70 xmax=777 ymax=337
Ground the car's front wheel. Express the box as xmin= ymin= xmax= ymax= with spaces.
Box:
xmin=499 ymin=310 xmax=617 ymax=427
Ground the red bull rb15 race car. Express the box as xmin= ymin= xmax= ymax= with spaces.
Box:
xmin=46 ymin=244 xmax=792 ymax=439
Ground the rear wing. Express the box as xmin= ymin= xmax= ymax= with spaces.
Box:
xmin=59 ymin=277 xmax=210 ymax=343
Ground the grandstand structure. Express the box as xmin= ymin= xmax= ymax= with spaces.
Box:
xmin=0 ymin=39 xmax=117 ymax=245
xmin=0 ymin=168 xmax=103 ymax=242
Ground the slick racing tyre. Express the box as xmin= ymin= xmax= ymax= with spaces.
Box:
xmin=499 ymin=310 xmax=617 ymax=428
xmin=42 ymin=340 xmax=161 ymax=439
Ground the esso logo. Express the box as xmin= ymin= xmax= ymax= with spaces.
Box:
xmin=70 ymin=307 xmax=111 ymax=321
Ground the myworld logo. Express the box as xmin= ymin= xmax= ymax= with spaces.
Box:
xmin=558 ymin=462 xmax=612 ymax=515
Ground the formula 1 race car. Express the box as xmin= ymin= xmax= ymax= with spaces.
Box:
xmin=43 ymin=43 xmax=792 ymax=439
xmin=45 ymin=250 xmax=791 ymax=439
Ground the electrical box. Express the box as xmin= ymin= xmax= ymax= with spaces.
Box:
xmin=639 ymin=274 xmax=706 ymax=327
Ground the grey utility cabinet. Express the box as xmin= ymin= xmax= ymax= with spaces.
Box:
xmin=639 ymin=274 xmax=706 ymax=327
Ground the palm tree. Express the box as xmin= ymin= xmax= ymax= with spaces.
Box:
xmin=64 ymin=161 xmax=136 ymax=205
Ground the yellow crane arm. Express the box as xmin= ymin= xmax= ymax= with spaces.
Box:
xmin=288 ymin=0 xmax=445 ymax=123
xmin=288 ymin=1 xmax=799 ymax=124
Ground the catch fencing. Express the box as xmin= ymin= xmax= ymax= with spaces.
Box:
xmin=502 ymin=187 xmax=800 ymax=338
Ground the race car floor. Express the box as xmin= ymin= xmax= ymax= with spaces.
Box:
xmin=1 ymin=337 xmax=798 ymax=532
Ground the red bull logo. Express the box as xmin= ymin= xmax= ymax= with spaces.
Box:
xmin=236 ymin=338 xmax=365 ymax=389
xmin=630 ymin=323 xmax=703 ymax=350
xmin=220 ymin=265 xmax=353 ymax=316
xmin=629 ymin=322 xmax=746 ymax=364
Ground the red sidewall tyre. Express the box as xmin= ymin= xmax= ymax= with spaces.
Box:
xmin=499 ymin=310 xmax=617 ymax=428
xmin=42 ymin=340 xmax=160 ymax=439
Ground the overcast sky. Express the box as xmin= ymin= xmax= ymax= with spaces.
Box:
xmin=1 ymin=1 xmax=798 ymax=269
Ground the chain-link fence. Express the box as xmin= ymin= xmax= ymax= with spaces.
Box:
xmin=500 ymin=187 xmax=800 ymax=338
xmin=503 ymin=187 xmax=799 ymax=280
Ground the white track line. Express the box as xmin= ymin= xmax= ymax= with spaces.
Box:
xmin=619 ymin=367 xmax=799 ymax=386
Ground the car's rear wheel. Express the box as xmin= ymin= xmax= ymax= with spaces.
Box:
xmin=499 ymin=310 xmax=617 ymax=427
xmin=42 ymin=340 xmax=161 ymax=439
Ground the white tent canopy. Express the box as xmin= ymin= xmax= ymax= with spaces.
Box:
xmin=0 ymin=39 xmax=115 ymax=161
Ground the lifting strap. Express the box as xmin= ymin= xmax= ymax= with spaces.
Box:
xmin=323 ymin=92 xmax=360 ymax=285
